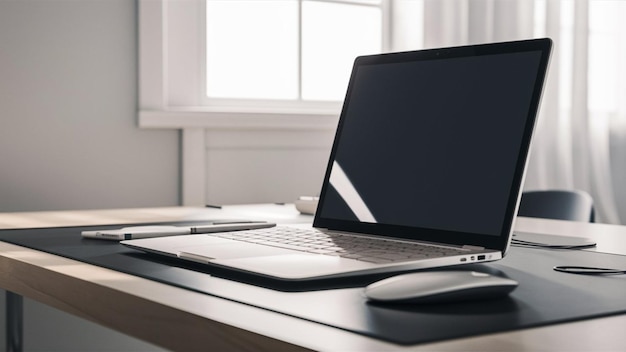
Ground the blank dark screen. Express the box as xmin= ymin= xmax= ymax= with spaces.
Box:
xmin=319 ymin=51 xmax=542 ymax=236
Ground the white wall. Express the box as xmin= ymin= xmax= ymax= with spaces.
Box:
xmin=611 ymin=128 xmax=626 ymax=223
xmin=0 ymin=0 xmax=179 ymax=212
xmin=0 ymin=0 xmax=176 ymax=350
xmin=204 ymin=129 xmax=334 ymax=206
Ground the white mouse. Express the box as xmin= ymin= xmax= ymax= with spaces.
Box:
xmin=364 ymin=270 xmax=518 ymax=304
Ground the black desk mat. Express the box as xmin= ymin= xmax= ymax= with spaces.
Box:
xmin=2 ymin=223 xmax=626 ymax=345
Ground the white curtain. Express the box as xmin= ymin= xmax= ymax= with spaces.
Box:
xmin=393 ymin=0 xmax=625 ymax=223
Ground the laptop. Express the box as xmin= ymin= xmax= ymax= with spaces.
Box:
xmin=122 ymin=38 xmax=552 ymax=281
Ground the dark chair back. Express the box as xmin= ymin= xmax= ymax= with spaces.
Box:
xmin=518 ymin=190 xmax=595 ymax=222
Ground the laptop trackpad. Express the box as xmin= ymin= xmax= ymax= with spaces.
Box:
xmin=218 ymin=254 xmax=375 ymax=280
xmin=177 ymin=243 xmax=375 ymax=279
xmin=178 ymin=242 xmax=297 ymax=261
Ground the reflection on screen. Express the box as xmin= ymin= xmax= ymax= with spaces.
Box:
xmin=329 ymin=161 xmax=377 ymax=223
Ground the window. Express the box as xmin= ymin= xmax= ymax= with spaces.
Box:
xmin=588 ymin=1 xmax=626 ymax=117
xmin=205 ymin=0 xmax=384 ymax=104
xmin=138 ymin=0 xmax=397 ymax=206
xmin=139 ymin=0 xmax=394 ymax=129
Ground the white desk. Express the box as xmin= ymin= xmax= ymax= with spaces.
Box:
xmin=1 ymin=204 xmax=625 ymax=351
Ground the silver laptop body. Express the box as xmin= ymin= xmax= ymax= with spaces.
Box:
xmin=123 ymin=38 xmax=552 ymax=281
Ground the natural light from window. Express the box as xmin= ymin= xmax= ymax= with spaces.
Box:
xmin=205 ymin=0 xmax=382 ymax=103
xmin=533 ymin=0 xmax=626 ymax=119
xmin=301 ymin=1 xmax=381 ymax=101
xmin=589 ymin=1 xmax=626 ymax=115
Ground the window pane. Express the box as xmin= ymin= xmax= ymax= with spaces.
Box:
xmin=589 ymin=1 xmax=625 ymax=113
xmin=206 ymin=1 xmax=298 ymax=100
xmin=559 ymin=0 xmax=574 ymax=111
xmin=302 ymin=1 xmax=382 ymax=101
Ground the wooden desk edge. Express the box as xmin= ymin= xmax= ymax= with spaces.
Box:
xmin=0 ymin=241 xmax=394 ymax=351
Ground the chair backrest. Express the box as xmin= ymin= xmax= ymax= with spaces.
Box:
xmin=518 ymin=190 xmax=595 ymax=222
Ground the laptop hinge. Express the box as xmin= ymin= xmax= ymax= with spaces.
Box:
xmin=462 ymin=245 xmax=485 ymax=250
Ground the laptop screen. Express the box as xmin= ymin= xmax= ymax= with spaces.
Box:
xmin=314 ymin=39 xmax=552 ymax=250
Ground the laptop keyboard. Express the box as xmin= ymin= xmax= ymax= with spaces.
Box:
xmin=212 ymin=227 xmax=469 ymax=264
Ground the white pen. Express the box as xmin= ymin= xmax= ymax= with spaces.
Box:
xmin=81 ymin=221 xmax=276 ymax=241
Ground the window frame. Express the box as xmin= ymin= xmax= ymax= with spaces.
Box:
xmin=138 ymin=0 xmax=391 ymax=130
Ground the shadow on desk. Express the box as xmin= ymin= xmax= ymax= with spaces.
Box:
xmin=126 ymin=251 xmax=506 ymax=292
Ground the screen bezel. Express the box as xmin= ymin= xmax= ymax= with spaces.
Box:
xmin=312 ymin=38 xmax=553 ymax=251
